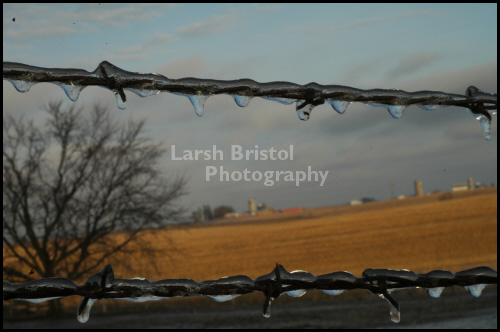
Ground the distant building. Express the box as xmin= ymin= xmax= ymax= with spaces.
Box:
xmin=414 ymin=180 xmax=424 ymax=196
xmin=452 ymin=183 xmax=468 ymax=191
xmin=249 ymin=199 xmax=256 ymax=216
xmin=398 ymin=195 xmax=406 ymax=199
xmin=224 ymin=212 xmax=240 ymax=218
xmin=350 ymin=200 xmax=362 ymax=205
xmin=468 ymin=177 xmax=474 ymax=190
xmin=256 ymin=203 xmax=276 ymax=216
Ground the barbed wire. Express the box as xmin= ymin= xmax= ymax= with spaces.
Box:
xmin=2 ymin=61 xmax=497 ymax=140
xmin=2 ymin=61 xmax=498 ymax=325
xmin=3 ymin=264 xmax=496 ymax=324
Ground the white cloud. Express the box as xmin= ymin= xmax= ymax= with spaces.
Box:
xmin=386 ymin=53 xmax=441 ymax=79
xmin=176 ymin=13 xmax=239 ymax=37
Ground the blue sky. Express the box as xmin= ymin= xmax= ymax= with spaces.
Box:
xmin=3 ymin=4 xmax=497 ymax=214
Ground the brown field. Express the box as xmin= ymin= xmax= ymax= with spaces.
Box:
xmin=4 ymin=187 xmax=497 ymax=319
xmin=113 ymin=187 xmax=497 ymax=281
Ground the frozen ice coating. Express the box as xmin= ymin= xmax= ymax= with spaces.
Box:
xmin=426 ymin=287 xmax=445 ymax=298
xmin=5 ymin=79 xmax=36 ymax=93
xmin=468 ymin=108 xmax=492 ymax=140
xmin=126 ymin=88 xmax=161 ymax=98
xmin=114 ymin=91 xmax=127 ymax=110
xmin=325 ymin=99 xmax=350 ymax=114
xmin=262 ymin=96 xmax=296 ymax=105
xmin=55 ymin=83 xmax=84 ymax=102
xmin=464 ymin=284 xmax=487 ymax=298
xmin=320 ymin=289 xmax=345 ymax=296
xmin=362 ymin=268 xmax=419 ymax=282
xmin=231 ymin=94 xmax=252 ymax=107
xmin=296 ymin=101 xmax=315 ymax=121
xmin=379 ymin=294 xmax=401 ymax=323
xmin=3 ymin=264 xmax=495 ymax=323
xmin=418 ymin=104 xmax=441 ymax=111
xmin=3 ymin=61 xmax=496 ymax=139
xmin=206 ymin=294 xmax=241 ymax=302
xmin=367 ymin=103 xmax=407 ymax=119
xmin=317 ymin=271 xmax=357 ymax=282
xmin=77 ymin=297 xmax=97 ymax=323
xmin=288 ymin=270 xmax=317 ymax=282
xmin=284 ymin=289 xmax=307 ymax=297
xmin=172 ymin=92 xmax=209 ymax=117
xmin=263 ymin=299 xmax=272 ymax=318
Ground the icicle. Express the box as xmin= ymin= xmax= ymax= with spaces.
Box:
xmin=206 ymin=294 xmax=241 ymax=302
xmin=231 ymin=95 xmax=251 ymax=107
xmin=6 ymin=79 xmax=36 ymax=93
xmin=426 ymin=287 xmax=445 ymax=298
xmin=464 ymin=284 xmax=487 ymax=298
xmin=56 ymin=83 xmax=84 ymax=102
xmin=262 ymin=96 xmax=295 ymax=105
xmin=263 ymin=298 xmax=271 ymax=318
xmin=368 ymin=102 xmax=407 ymax=119
xmin=172 ymin=92 xmax=209 ymax=117
xmin=325 ymin=100 xmax=349 ymax=114
xmin=388 ymin=105 xmax=406 ymax=118
xmin=479 ymin=116 xmax=492 ymax=141
xmin=114 ymin=91 xmax=126 ymax=110
xmin=296 ymin=100 xmax=314 ymax=121
xmin=468 ymin=108 xmax=492 ymax=141
xmin=77 ymin=297 xmax=97 ymax=323
xmin=379 ymin=294 xmax=400 ymax=323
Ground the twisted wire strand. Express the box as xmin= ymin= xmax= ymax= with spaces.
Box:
xmin=3 ymin=264 xmax=497 ymax=323
xmin=3 ymin=61 xmax=497 ymax=117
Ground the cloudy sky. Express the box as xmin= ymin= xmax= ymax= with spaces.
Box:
xmin=3 ymin=4 xmax=497 ymax=215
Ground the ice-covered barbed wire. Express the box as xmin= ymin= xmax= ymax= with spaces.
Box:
xmin=2 ymin=264 xmax=496 ymax=324
xmin=3 ymin=61 xmax=497 ymax=140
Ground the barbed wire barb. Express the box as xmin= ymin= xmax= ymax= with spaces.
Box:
xmin=2 ymin=61 xmax=497 ymax=140
xmin=2 ymin=264 xmax=496 ymax=324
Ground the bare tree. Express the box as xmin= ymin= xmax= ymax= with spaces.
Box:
xmin=3 ymin=101 xmax=187 ymax=291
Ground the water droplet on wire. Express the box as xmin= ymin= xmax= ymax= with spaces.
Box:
xmin=368 ymin=103 xmax=407 ymax=119
xmin=173 ymin=92 xmax=209 ymax=117
xmin=263 ymin=299 xmax=271 ymax=318
xmin=56 ymin=83 xmax=84 ymax=102
xmin=379 ymin=294 xmax=400 ymax=323
xmin=114 ymin=91 xmax=126 ymax=110
xmin=468 ymin=108 xmax=492 ymax=141
xmin=296 ymin=101 xmax=314 ymax=121
xmin=426 ymin=287 xmax=445 ymax=298
xmin=320 ymin=289 xmax=345 ymax=296
xmin=464 ymin=284 xmax=486 ymax=297
xmin=6 ymin=79 xmax=36 ymax=93
xmin=325 ymin=100 xmax=349 ymax=114
xmin=206 ymin=294 xmax=241 ymax=302
xmin=285 ymin=289 xmax=307 ymax=297
xmin=231 ymin=95 xmax=252 ymax=107
xmin=77 ymin=297 xmax=97 ymax=323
